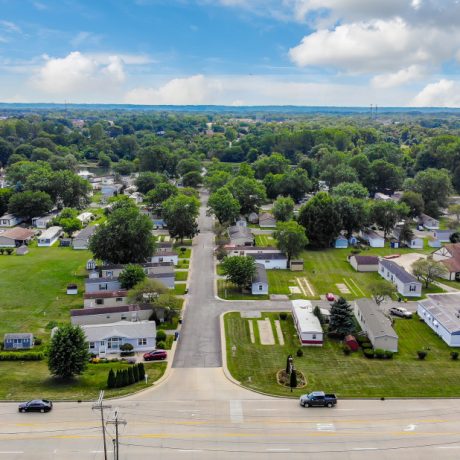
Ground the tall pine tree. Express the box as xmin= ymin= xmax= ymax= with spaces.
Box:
xmin=107 ymin=368 xmax=116 ymax=389
xmin=329 ymin=297 xmax=355 ymax=338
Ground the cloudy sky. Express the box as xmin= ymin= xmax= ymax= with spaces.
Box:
xmin=1 ymin=0 xmax=460 ymax=106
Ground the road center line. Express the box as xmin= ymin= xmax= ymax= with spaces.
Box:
xmin=267 ymin=448 xmax=291 ymax=452
xmin=353 ymin=447 xmax=378 ymax=451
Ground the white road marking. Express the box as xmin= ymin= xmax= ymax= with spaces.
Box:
xmin=0 ymin=452 xmax=24 ymax=455
xmin=266 ymin=448 xmax=291 ymax=452
xmin=255 ymin=408 xmax=277 ymax=411
xmin=316 ymin=423 xmax=335 ymax=432
xmin=230 ymin=400 xmax=244 ymax=423
xmin=353 ymin=448 xmax=378 ymax=451
xmin=436 ymin=446 xmax=460 ymax=449
xmin=177 ymin=409 xmax=201 ymax=412
xmin=404 ymin=424 xmax=417 ymax=431
xmin=179 ymin=449 xmax=203 ymax=453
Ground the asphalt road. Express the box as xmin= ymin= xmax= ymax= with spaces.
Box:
xmin=1 ymin=190 xmax=460 ymax=459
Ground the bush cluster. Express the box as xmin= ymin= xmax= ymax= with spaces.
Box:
xmin=156 ymin=330 xmax=167 ymax=341
xmin=451 ymin=351 xmax=459 ymax=360
xmin=296 ymin=348 xmax=303 ymax=357
xmin=361 ymin=342 xmax=372 ymax=349
xmin=279 ymin=312 xmax=288 ymax=320
xmin=156 ymin=340 xmax=166 ymax=349
xmin=342 ymin=345 xmax=351 ymax=355
xmin=0 ymin=352 xmax=44 ymax=361
xmin=107 ymin=363 xmax=146 ymax=389
xmin=362 ymin=349 xmax=394 ymax=360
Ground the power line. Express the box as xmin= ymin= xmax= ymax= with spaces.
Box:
xmin=107 ymin=409 xmax=126 ymax=460
xmin=92 ymin=390 xmax=111 ymax=460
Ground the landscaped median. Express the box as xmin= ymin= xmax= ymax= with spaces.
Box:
xmin=0 ymin=360 xmax=166 ymax=401
xmin=223 ymin=311 xmax=460 ymax=398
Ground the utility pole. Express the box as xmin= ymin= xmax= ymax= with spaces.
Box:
xmin=92 ymin=390 xmax=111 ymax=460
xmin=107 ymin=409 xmax=127 ymax=460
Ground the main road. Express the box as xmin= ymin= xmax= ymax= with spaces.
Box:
xmin=0 ymin=190 xmax=459 ymax=459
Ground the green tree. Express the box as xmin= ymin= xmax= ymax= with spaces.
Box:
xmin=368 ymin=159 xmax=404 ymax=194
xmin=133 ymin=363 xmax=140 ymax=382
xmin=252 ymin=153 xmax=289 ymax=179
xmin=138 ymin=362 xmax=145 ymax=381
xmin=370 ymin=200 xmax=409 ymax=239
xmin=369 ymin=280 xmax=397 ymax=305
xmin=208 ymin=188 xmax=240 ymax=225
xmin=328 ymin=297 xmax=355 ymax=338
xmin=90 ymin=203 xmax=156 ymax=264
xmin=119 ymin=264 xmax=147 ymax=289
xmin=221 ymin=256 xmax=256 ymax=292
xmin=135 ymin=172 xmax=166 ymax=194
xmin=128 ymin=366 xmax=135 ymax=385
xmin=449 ymin=204 xmax=460 ymax=223
xmin=227 ymin=176 xmax=267 ymax=214
xmin=0 ymin=188 xmax=12 ymax=216
xmin=8 ymin=190 xmax=53 ymax=220
xmin=49 ymin=170 xmax=91 ymax=209
xmin=297 ymin=192 xmax=342 ymax=248
xmin=115 ymin=370 xmax=123 ymax=388
xmin=177 ymin=158 xmax=201 ymax=176
xmin=289 ymin=367 xmax=297 ymax=391
xmin=162 ymin=194 xmax=200 ymax=242
xmin=335 ymin=196 xmax=368 ymax=238
xmin=331 ymin=182 xmax=369 ymax=199
xmin=0 ymin=138 xmax=13 ymax=166
xmin=272 ymin=196 xmax=294 ymax=222
xmin=397 ymin=222 xmax=415 ymax=246
xmin=204 ymin=170 xmax=232 ymax=192
xmin=412 ymin=257 xmax=449 ymax=288
xmin=182 ymin=170 xmax=202 ymax=188
xmin=47 ymin=324 xmax=89 ymax=379
xmin=412 ymin=168 xmax=453 ymax=211
xmin=145 ymin=182 xmax=178 ymax=211
xmin=273 ymin=221 xmax=308 ymax=264
xmin=313 ymin=305 xmax=325 ymax=325
xmin=107 ymin=369 xmax=116 ymax=389
xmin=400 ymin=191 xmax=424 ymax=218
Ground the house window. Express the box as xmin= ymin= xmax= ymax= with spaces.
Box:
xmin=312 ymin=334 xmax=316 ymax=339
xmin=138 ymin=338 xmax=147 ymax=346
xmin=116 ymin=297 xmax=123 ymax=302
xmin=89 ymin=342 xmax=95 ymax=349
xmin=121 ymin=315 xmax=127 ymax=320
xmin=409 ymin=284 xmax=417 ymax=292
xmin=106 ymin=271 xmax=113 ymax=277
xmin=99 ymin=284 xmax=108 ymax=291
xmin=107 ymin=337 xmax=121 ymax=349
xmin=259 ymin=285 xmax=263 ymax=291
xmin=159 ymin=257 xmax=164 ymax=262
xmin=96 ymin=299 xmax=104 ymax=305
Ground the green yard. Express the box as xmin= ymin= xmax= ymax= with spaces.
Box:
xmin=0 ymin=361 xmax=166 ymax=400
xmin=255 ymin=234 xmax=276 ymax=246
xmin=177 ymin=248 xmax=191 ymax=259
xmin=175 ymin=271 xmax=188 ymax=281
xmin=173 ymin=283 xmax=187 ymax=295
xmin=225 ymin=312 xmax=460 ymax=398
xmin=217 ymin=279 xmax=269 ymax=300
xmin=0 ymin=247 xmax=91 ymax=339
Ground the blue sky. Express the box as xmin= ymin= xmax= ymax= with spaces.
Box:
xmin=0 ymin=0 xmax=460 ymax=106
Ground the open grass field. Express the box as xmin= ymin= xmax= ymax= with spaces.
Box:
xmin=175 ymin=271 xmax=188 ymax=281
xmin=225 ymin=312 xmax=460 ymax=398
xmin=0 ymin=247 xmax=91 ymax=339
xmin=0 ymin=361 xmax=166 ymax=400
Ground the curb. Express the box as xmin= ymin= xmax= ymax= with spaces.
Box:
xmin=219 ymin=311 xmax=242 ymax=387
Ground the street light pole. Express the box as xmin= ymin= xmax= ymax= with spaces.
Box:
xmin=92 ymin=390 xmax=111 ymax=460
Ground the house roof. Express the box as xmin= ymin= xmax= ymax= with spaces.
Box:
xmin=0 ymin=228 xmax=35 ymax=241
xmin=228 ymin=225 xmax=253 ymax=240
xmin=351 ymin=255 xmax=379 ymax=265
xmin=355 ymin=299 xmax=398 ymax=339
xmin=248 ymin=252 xmax=287 ymax=260
xmin=434 ymin=230 xmax=453 ymax=237
xmin=362 ymin=229 xmax=384 ymax=240
xmin=102 ymin=262 xmax=173 ymax=270
xmin=84 ymin=290 xmax=128 ymax=299
xmin=85 ymin=276 xmax=121 ymax=284
xmin=39 ymin=226 xmax=62 ymax=239
xmin=71 ymin=304 xmax=151 ymax=317
xmin=74 ymin=225 xmax=98 ymax=240
xmin=81 ymin=320 xmax=156 ymax=342
xmin=379 ymin=258 xmax=420 ymax=284
xmin=252 ymin=263 xmax=267 ymax=284
xmin=420 ymin=213 xmax=438 ymax=223
xmin=226 ymin=245 xmax=278 ymax=252
xmin=436 ymin=243 xmax=460 ymax=273
xmin=153 ymin=251 xmax=178 ymax=257
xmin=259 ymin=212 xmax=276 ymax=223
xmin=392 ymin=227 xmax=420 ymax=241
xmin=157 ymin=241 xmax=173 ymax=248
xmin=419 ymin=293 xmax=460 ymax=334
xmin=4 ymin=333 xmax=33 ymax=340
xmin=291 ymin=300 xmax=323 ymax=334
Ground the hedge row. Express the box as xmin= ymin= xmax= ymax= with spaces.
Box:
xmin=107 ymin=363 xmax=145 ymax=389
xmin=0 ymin=352 xmax=44 ymax=361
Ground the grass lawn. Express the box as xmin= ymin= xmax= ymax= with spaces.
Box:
xmin=177 ymin=248 xmax=191 ymax=259
xmin=225 ymin=312 xmax=460 ymax=398
xmin=0 ymin=361 xmax=166 ymax=401
xmin=0 ymin=247 xmax=91 ymax=339
xmin=255 ymin=234 xmax=276 ymax=246
xmin=173 ymin=283 xmax=187 ymax=295
xmin=216 ymin=264 xmax=225 ymax=276
xmin=176 ymin=259 xmax=189 ymax=269
xmin=217 ymin=279 xmax=269 ymax=300
xmin=175 ymin=271 xmax=188 ymax=281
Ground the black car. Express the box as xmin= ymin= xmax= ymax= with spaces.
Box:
xmin=18 ymin=399 xmax=53 ymax=413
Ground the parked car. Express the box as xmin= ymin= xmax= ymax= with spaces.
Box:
xmin=18 ymin=399 xmax=53 ymax=413
xmin=326 ymin=293 xmax=335 ymax=302
xmin=300 ymin=391 xmax=337 ymax=408
xmin=143 ymin=350 xmax=167 ymax=361
xmin=389 ymin=306 xmax=412 ymax=318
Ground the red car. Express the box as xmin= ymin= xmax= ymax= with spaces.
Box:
xmin=326 ymin=293 xmax=335 ymax=301
xmin=143 ymin=350 xmax=167 ymax=361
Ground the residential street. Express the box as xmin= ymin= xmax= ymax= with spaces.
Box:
xmin=0 ymin=190 xmax=460 ymax=459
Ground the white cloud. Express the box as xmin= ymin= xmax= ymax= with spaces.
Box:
xmin=412 ymin=79 xmax=460 ymax=107
xmin=71 ymin=31 xmax=103 ymax=47
xmin=289 ymin=18 xmax=457 ymax=74
xmin=372 ymin=65 xmax=423 ymax=88
xmin=125 ymin=75 xmax=223 ymax=105
xmin=0 ymin=20 xmax=21 ymax=33
xmin=32 ymin=51 xmax=126 ymax=95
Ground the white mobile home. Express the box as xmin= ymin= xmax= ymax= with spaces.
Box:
xmin=71 ymin=304 xmax=152 ymax=326
xmin=247 ymin=252 xmax=288 ymax=269
xmin=83 ymin=290 xmax=129 ymax=308
xmin=354 ymin=299 xmax=398 ymax=352
xmin=291 ymin=299 xmax=323 ymax=346
xmin=0 ymin=214 xmax=24 ymax=227
xmin=378 ymin=258 xmax=422 ymax=297
xmin=418 ymin=294 xmax=460 ymax=347
xmin=360 ymin=229 xmax=385 ymax=248
xmin=37 ymin=226 xmax=63 ymax=247
xmin=251 ymin=263 xmax=268 ymax=295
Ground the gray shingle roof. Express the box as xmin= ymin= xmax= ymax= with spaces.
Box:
xmin=253 ymin=263 xmax=267 ymax=284
xmin=248 ymin=252 xmax=287 ymax=260
xmin=82 ymin=321 xmax=156 ymax=341
xmin=4 ymin=333 xmax=33 ymax=340
xmin=355 ymin=299 xmax=398 ymax=339
xmin=352 ymin=255 xmax=379 ymax=265
xmin=379 ymin=258 xmax=419 ymax=284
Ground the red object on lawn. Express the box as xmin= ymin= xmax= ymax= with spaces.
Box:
xmin=344 ymin=335 xmax=359 ymax=352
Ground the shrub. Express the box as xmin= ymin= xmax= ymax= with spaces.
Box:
xmin=115 ymin=370 xmax=123 ymax=388
xmin=156 ymin=330 xmax=167 ymax=341
xmin=361 ymin=342 xmax=372 ymax=349
xmin=122 ymin=369 xmax=129 ymax=387
xmin=296 ymin=348 xmax=303 ymax=357
xmin=356 ymin=335 xmax=369 ymax=345
xmin=342 ymin=345 xmax=351 ymax=356
xmin=363 ymin=349 xmax=375 ymax=359
xmin=451 ymin=351 xmax=459 ymax=360
xmin=107 ymin=369 xmax=116 ymax=389
xmin=34 ymin=338 xmax=42 ymax=346
xmin=133 ymin=363 xmax=140 ymax=382
xmin=0 ymin=352 xmax=44 ymax=361
xmin=128 ymin=366 xmax=135 ymax=385
xmin=384 ymin=351 xmax=394 ymax=359
xmin=374 ymin=349 xmax=385 ymax=359
xmin=6 ymin=248 xmax=13 ymax=255
xmin=120 ymin=343 xmax=134 ymax=356
xmin=417 ymin=350 xmax=427 ymax=360
xmin=138 ymin=362 xmax=145 ymax=381
xmin=156 ymin=341 xmax=166 ymax=349
xmin=279 ymin=312 xmax=288 ymax=320
xmin=45 ymin=320 xmax=58 ymax=330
